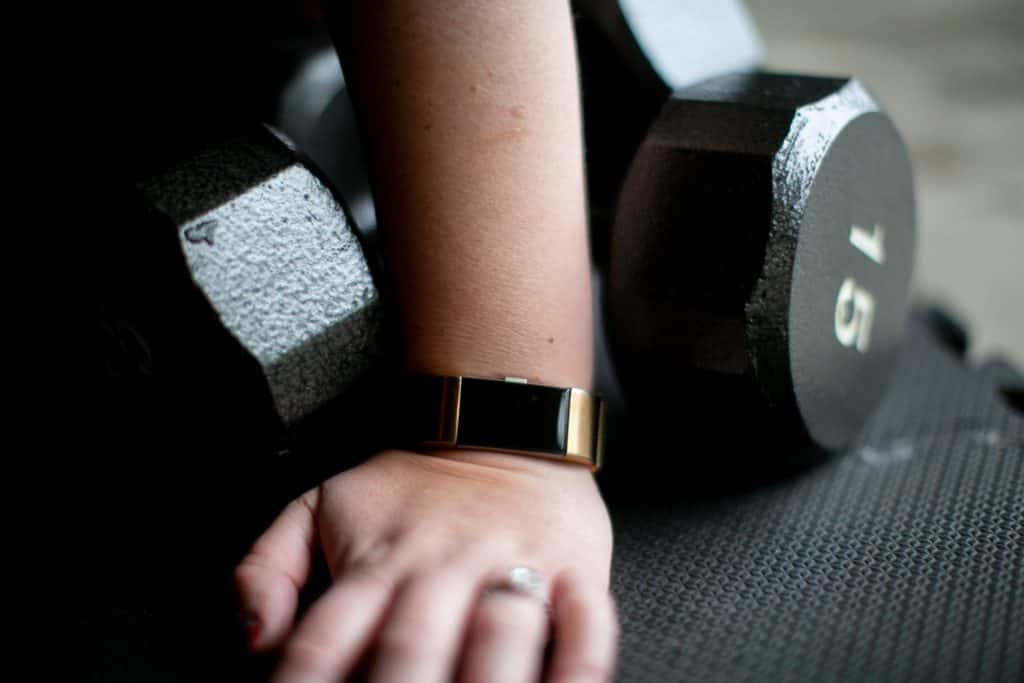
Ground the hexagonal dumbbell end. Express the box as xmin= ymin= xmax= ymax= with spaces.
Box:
xmin=573 ymin=0 xmax=764 ymax=266
xmin=93 ymin=125 xmax=385 ymax=446
xmin=608 ymin=73 xmax=916 ymax=453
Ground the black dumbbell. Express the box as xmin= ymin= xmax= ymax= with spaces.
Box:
xmin=572 ymin=0 xmax=763 ymax=265
xmin=87 ymin=126 xmax=385 ymax=457
xmin=273 ymin=44 xmax=379 ymax=248
xmin=606 ymin=73 xmax=916 ymax=455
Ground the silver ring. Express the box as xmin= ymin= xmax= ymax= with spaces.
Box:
xmin=484 ymin=566 xmax=550 ymax=611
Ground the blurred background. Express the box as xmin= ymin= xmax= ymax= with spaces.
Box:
xmin=746 ymin=0 xmax=1024 ymax=367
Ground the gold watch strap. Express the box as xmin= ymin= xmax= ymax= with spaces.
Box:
xmin=406 ymin=374 xmax=605 ymax=472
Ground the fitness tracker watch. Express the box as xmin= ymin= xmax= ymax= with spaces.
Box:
xmin=406 ymin=374 xmax=605 ymax=472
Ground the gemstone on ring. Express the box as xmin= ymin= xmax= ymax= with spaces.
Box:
xmin=505 ymin=566 xmax=545 ymax=599
xmin=485 ymin=565 xmax=550 ymax=611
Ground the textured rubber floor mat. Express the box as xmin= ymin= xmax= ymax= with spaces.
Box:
xmin=606 ymin=323 xmax=1023 ymax=682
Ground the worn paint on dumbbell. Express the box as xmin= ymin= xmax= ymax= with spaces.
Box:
xmin=184 ymin=219 xmax=218 ymax=246
xmin=755 ymin=76 xmax=915 ymax=450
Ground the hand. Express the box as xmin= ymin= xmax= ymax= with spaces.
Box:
xmin=235 ymin=448 xmax=618 ymax=682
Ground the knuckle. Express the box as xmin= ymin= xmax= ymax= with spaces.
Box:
xmin=348 ymin=561 xmax=399 ymax=593
xmin=342 ymin=547 xmax=406 ymax=591
xmin=477 ymin=534 xmax=523 ymax=558
xmin=347 ymin=538 xmax=394 ymax=569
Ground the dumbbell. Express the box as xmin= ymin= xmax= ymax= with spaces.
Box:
xmin=274 ymin=43 xmax=379 ymax=247
xmin=89 ymin=126 xmax=384 ymax=455
xmin=571 ymin=0 xmax=763 ymax=265
xmin=273 ymin=0 xmax=764 ymax=265
xmin=606 ymin=72 xmax=916 ymax=455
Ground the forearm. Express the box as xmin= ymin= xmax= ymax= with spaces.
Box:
xmin=333 ymin=1 xmax=593 ymax=391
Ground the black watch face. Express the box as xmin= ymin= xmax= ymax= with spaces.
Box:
xmin=457 ymin=379 xmax=571 ymax=455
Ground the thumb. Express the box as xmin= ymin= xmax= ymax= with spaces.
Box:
xmin=234 ymin=487 xmax=320 ymax=651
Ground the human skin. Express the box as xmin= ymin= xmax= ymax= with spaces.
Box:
xmin=234 ymin=2 xmax=618 ymax=681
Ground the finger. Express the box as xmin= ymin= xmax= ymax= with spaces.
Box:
xmin=546 ymin=569 xmax=620 ymax=683
xmin=234 ymin=488 xmax=320 ymax=651
xmin=368 ymin=542 xmax=511 ymax=683
xmin=272 ymin=532 xmax=426 ymax=683
xmin=458 ymin=590 xmax=551 ymax=683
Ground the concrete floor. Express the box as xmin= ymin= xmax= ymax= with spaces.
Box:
xmin=746 ymin=0 xmax=1023 ymax=367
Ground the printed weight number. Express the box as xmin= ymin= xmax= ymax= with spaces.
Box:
xmin=835 ymin=224 xmax=885 ymax=353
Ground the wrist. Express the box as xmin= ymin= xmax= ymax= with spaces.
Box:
xmin=420 ymin=447 xmax=599 ymax=480
xmin=401 ymin=373 xmax=604 ymax=473
xmin=399 ymin=326 xmax=595 ymax=393
xmin=394 ymin=261 xmax=596 ymax=392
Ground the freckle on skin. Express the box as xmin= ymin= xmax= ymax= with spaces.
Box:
xmin=470 ymin=84 xmax=478 ymax=93
xmin=548 ymin=337 xmax=554 ymax=344
xmin=509 ymin=105 xmax=526 ymax=119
